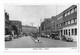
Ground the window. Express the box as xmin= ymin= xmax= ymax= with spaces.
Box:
xmin=72 ymin=29 xmax=74 ymax=35
xmin=64 ymin=13 xmax=67 ymax=17
xmin=60 ymin=23 xmax=61 ymax=26
xmin=74 ymin=7 xmax=77 ymax=12
xmin=71 ymin=9 xmax=74 ymax=14
xmin=64 ymin=22 xmax=65 ymax=25
xmin=74 ymin=18 xmax=77 ymax=23
xmin=61 ymin=23 xmax=63 ymax=26
xmin=64 ymin=30 xmax=65 ymax=35
xmin=75 ymin=28 xmax=77 ymax=35
xmin=69 ymin=29 xmax=70 ymax=36
xmin=66 ymin=30 xmax=67 ymax=35
xmin=68 ymin=11 xmax=70 ymax=15
xmin=57 ymin=16 xmax=63 ymax=20
xmin=68 ymin=20 xmax=70 ymax=24
xmin=65 ymin=21 xmax=68 ymax=25
xmin=56 ymin=24 xmax=58 ymax=27
xmin=71 ymin=19 xmax=74 ymax=24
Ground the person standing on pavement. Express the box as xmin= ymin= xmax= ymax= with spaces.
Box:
xmin=37 ymin=37 xmax=39 ymax=42
xmin=12 ymin=30 xmax=14 ymax=38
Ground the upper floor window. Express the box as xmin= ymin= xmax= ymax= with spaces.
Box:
xmin=74 ymin=7 xmax=77 ymax=12
xmin=65 ymin=21 xmax=68 ymax=25
xmin=64 ymin=13 xmax=68 ymax=17
xmin=67 ymin=11 xmax=70 ymax=15
xmin=68 ymin=20 xmax=70 ymax=24
xmin=61 ymin=23 xmax=63 ymax=26
xmin=57 ymin=16 xmax=63 ymax=20
xmin=64 ymin=22 xmax=65 ymax=25
xmin=71 ymin=9 xmax=74 ymax=14
xmin=57 ymin=24 xmax=58 ymax=27
xmin=71 ymin=19 xmax=74 ymax=24
xmin=74 ymin=18 xmax=77 ymax=23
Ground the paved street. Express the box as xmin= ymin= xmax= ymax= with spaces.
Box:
xmin=5 ymin=36 xmax=77 ymax=48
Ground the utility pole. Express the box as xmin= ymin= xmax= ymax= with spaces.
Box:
xmin=39 ymin=18 xmax=42 ymax=37
xmin=30 ymin=23 xmax=34 ymax=33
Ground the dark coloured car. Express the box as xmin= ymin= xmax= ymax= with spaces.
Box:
xmin=54 ymin=36 xmax=60 ymax=40
xmin=61 ymin=35 xmax=73 ymax=42
xmin=50 ymin=33 xmax=59 ymax=39
xmin=61 ymin=35 xmax=67 ymax=41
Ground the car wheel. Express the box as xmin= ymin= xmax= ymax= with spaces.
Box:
xmin=9 ymin=37 xmax=12 ymax=41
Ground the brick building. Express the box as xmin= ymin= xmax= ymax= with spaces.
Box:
xmin=40 ymin=18 xmax=52 ymax=35
xmin=5 ymin=11 xmax=11 ymax=35
xmin=10 ymin=20 xmax=22 ymax=35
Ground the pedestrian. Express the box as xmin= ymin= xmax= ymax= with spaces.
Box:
xmin=37 ymin=36 xmax=39 ymax=42
xmin=12 ymin=30 xmax=14 ymax=38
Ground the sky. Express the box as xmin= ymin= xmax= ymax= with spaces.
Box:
xmin=4 ymin=4 xmax=73 ymax=27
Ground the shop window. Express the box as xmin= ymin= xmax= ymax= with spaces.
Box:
xmin=75 ymin=28 xmax=77 ymax=35
xmin=69 ymin=29 xmax=70 ymax=36
xmin=64 ymin=30 xmax=65 ymax=35
xmin=66 ymin=30 xmax=67 ymax=35
xmin=72 ymin=29 xmax=74 ymax=35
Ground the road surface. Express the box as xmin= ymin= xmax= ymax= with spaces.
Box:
xmin=5 ymin=36 xmax=77 ymax=48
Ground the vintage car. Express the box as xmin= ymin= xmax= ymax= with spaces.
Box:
xmin=5 ymin=35 xmax=12 ymax=41
xmin=61 ymin=35 xmax=73 ymax=42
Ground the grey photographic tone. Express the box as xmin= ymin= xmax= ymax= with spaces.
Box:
xmin=5 ymin=4 xmax=77 ymax=48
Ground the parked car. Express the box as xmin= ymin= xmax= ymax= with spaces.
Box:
xmin=5 ymin=35 xmax=12 ymax=41
xmin=13 ymin=35 xmax=17 ymax=39
xmin=61 ymin=35 xmax=73 ymax=42
xmin=46 ymin=35 xmax=50 ymax=38
xmin=54 ymin=36 xmax=60 ymax=40
xmin=66 ymin=37 xmax=73 ymax=42
xmin=61 ymin=35 xmax=67 ymax=41
xmin=50 ymin=33 xmax=59 ymax=39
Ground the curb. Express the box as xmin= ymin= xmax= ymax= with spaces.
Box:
xmin=30 ymin=36 xmax=38 ymax=43
xmin=30 ymin=36 xmax=42 ymax=43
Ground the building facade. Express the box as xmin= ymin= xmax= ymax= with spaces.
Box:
xmin=5 ymin=11 xmax=11 ymax=35
xmin=61 ymin=5 xmax=77 ymax=41
xmin=55 ymin=5 xmax=77 ymax=42
xmin=10 ymin=20 xmax=22 ymax=35
xmin=40 ymin=18 xmax=52 ymax=35
xmin=40 ymin=5 xmax=77 ymax=42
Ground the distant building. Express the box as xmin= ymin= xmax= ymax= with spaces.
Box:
xmin=22 ymin=25 xmax=38 ymax=33
xmin=40 ymin=18 xmax=51 ymax=35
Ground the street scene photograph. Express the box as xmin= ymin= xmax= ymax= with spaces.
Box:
xmin=4 ymin=4 xmax=77 ymax=48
